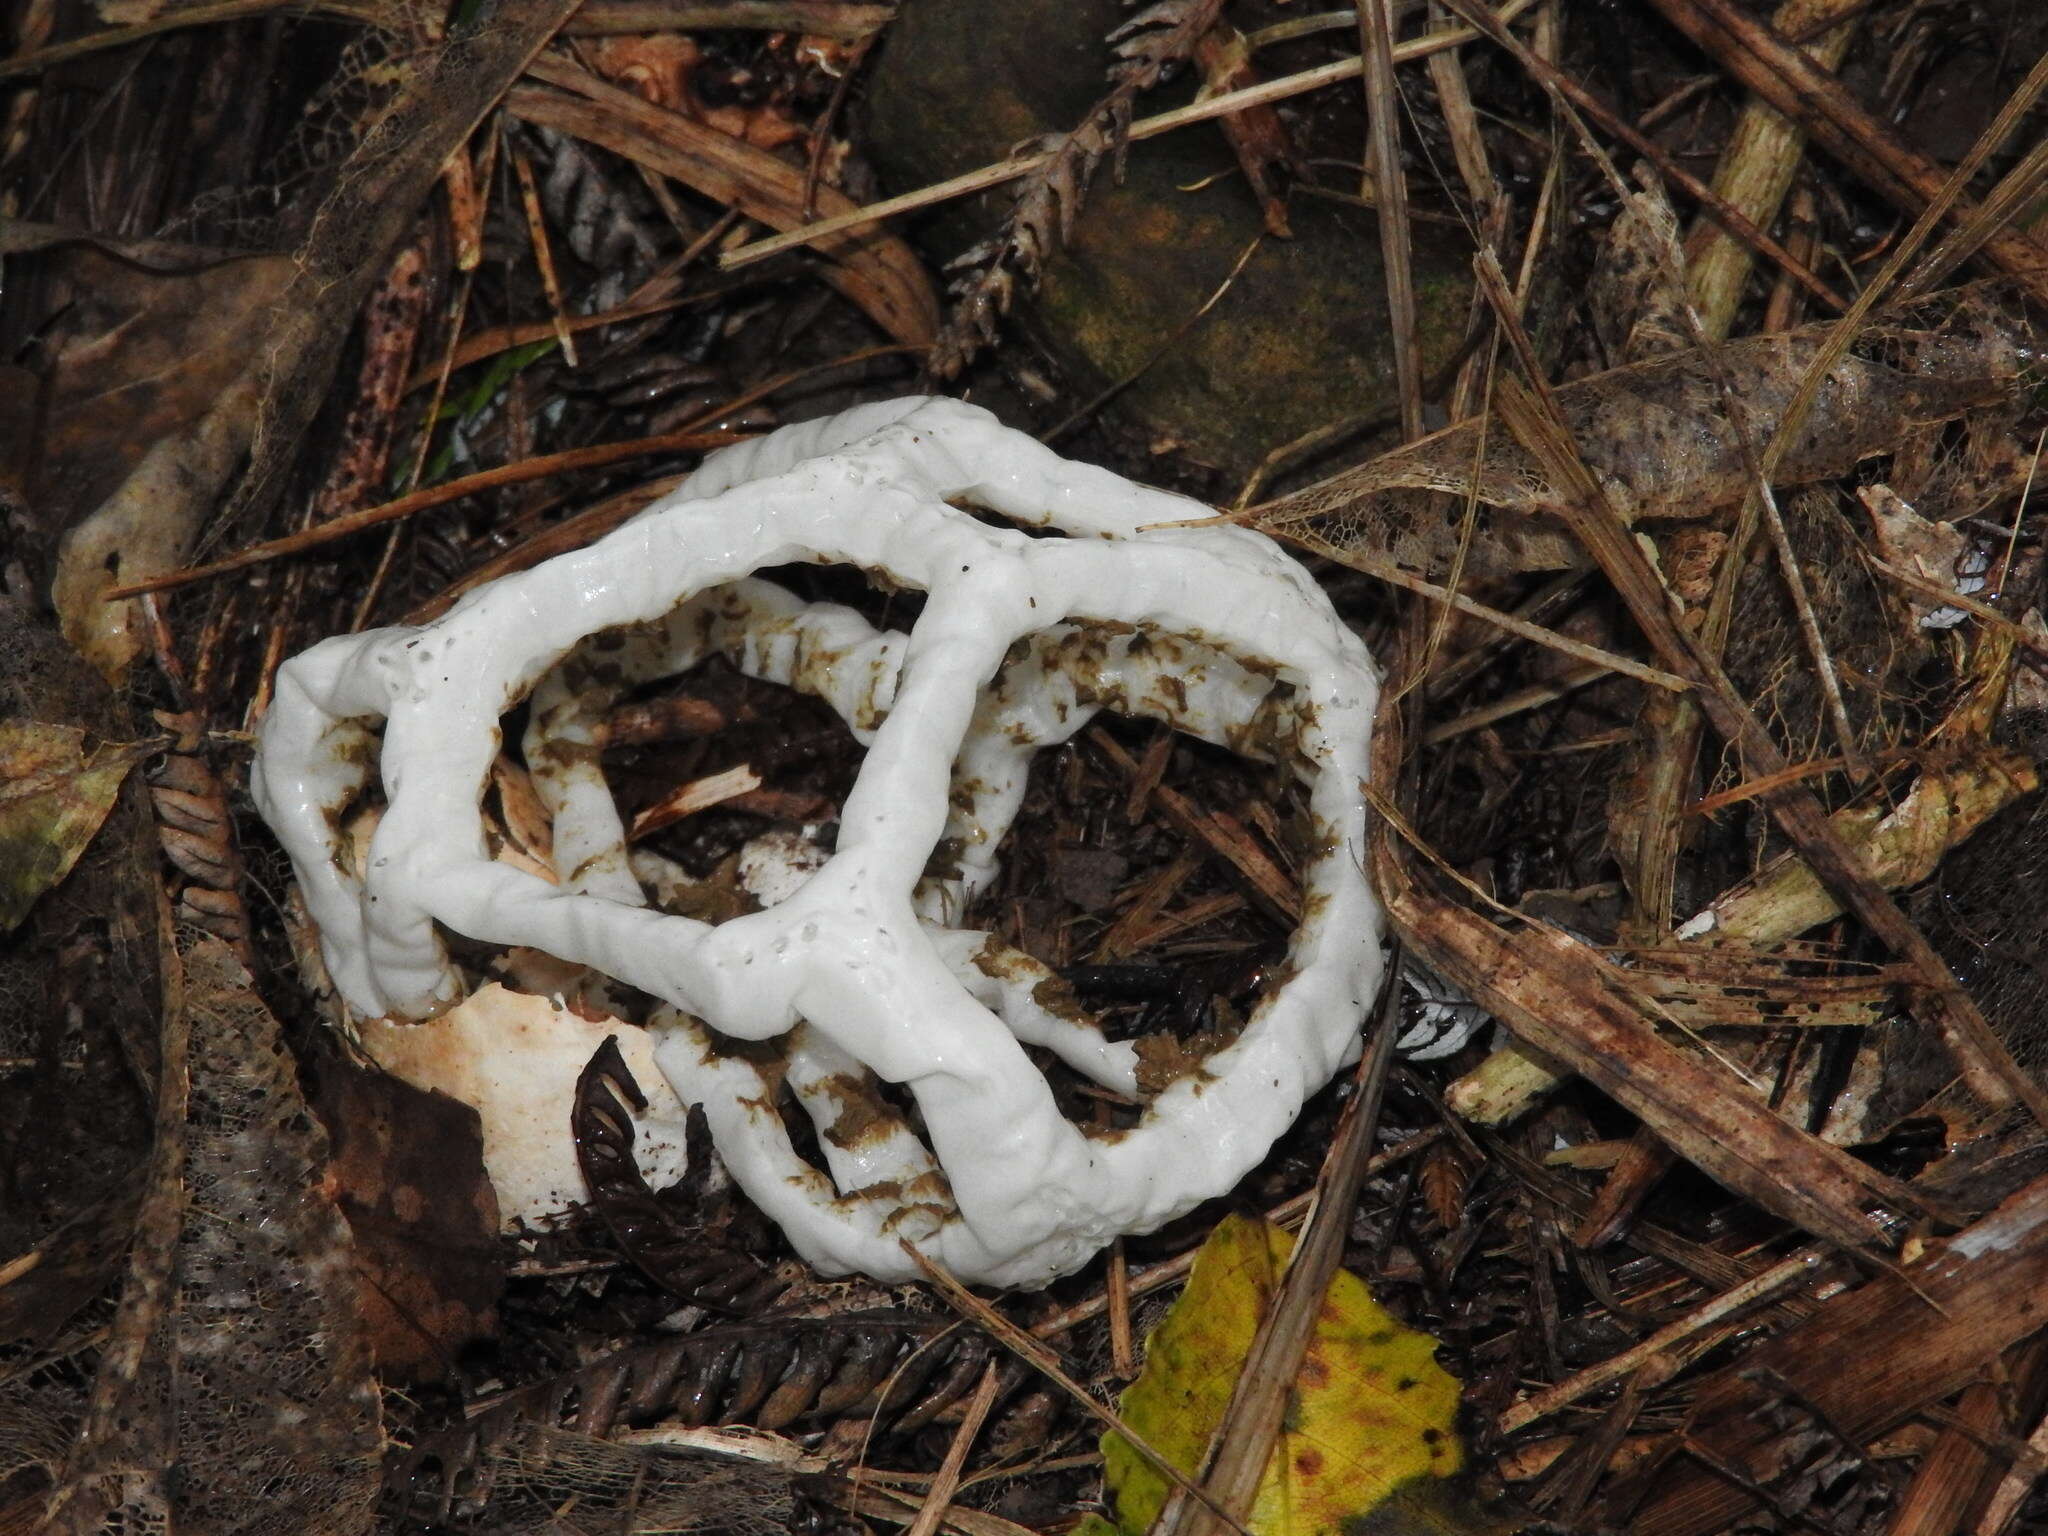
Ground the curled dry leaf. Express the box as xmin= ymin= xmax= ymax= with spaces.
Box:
xmin=38 ymin=244 xmax=295 ymax=681
xmin=1857 ymin=483 xmax=1976 ymax=627
xmin=1586 ymin=170 xmax=1692 ymax=366
xmin=587 ymin=34 xmax=808 ymax=149
xmin=1255 ymin=292 xmax=2024 ymax=579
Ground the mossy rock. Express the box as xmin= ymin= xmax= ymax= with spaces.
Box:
xmin=864 ymin=0 xmax=1472 ymax=477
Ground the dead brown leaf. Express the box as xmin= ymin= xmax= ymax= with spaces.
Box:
xmin=311 ymin=1050 xmax=503 ymax=1383
xmin=1857 ymin=483 xmax=1973 ymax=626
xmin=34 ymin=246 xmax=295 ymax=679
xmin=512 ymin=55 xmax=939 ymax=349
xmin=1255 ymin=294 xmax=2021 ymax=579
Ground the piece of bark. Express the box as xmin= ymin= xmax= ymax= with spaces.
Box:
xmin=1609 ymin=1172 xmax=2048 ymax=1536
xmin=1882 ymin=1338 xmax=2048 ymax=1536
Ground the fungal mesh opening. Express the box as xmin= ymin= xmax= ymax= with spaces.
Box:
xmin=601 ymin=653 xmax=861 ymax=881
xmin=513 ymin=566 xmax=910 ymax=917
xmin=511 ymin=568 xmax=937 ymax=1201
xmin=451 ymin=563 xmax=1318 ymax=1208
xmin=959 ymin=706 xmax=1309 ymax=1133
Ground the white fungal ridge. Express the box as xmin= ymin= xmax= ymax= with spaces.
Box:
xmin=253 ymin=397 xmax=1383 ymax=1287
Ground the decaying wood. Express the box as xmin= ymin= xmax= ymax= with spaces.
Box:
xmin=1499 ymin=1245 xmax=1830 ymax=1435
xmin=1252 ymin=294 xmax=2022 ymax=579
xmin=1644 ymin=0 xmax=2048 ymax=312
xmin=1371 ymin=695 xmax=1927 ymax=1251
xmin=1686 ymin=748 xmax=2038 ymax=946
xmin=1681 ymin=0 xmax=1862 ymax=341
xmin=1883 ymin=1339 xmax=2048 ymax=1536
xmin=1485 ymin=332 xmax=2048 ymax=1128
xmin=1606 ymin=1172 xmax=2048 ymax=1536
xmin=1451 ymin=748 xmax=2040 ymax=1124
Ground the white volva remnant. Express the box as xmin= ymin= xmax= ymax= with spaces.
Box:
xmin=253 ymin=397 xmax=1383 ymax=1287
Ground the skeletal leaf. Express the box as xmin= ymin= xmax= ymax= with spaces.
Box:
xmin=1858 ymin=483 xmax=1979 ymax=628
xmin=49 ymin=938 xmax=382 ymax=1535
xmin=1096 ymin=1214 xmax=1477 ymax=1536
xmin=0 ymin=721 xmax=149 ymax=930
xmin=1253 ymin=293 xmax=2021 ymax=579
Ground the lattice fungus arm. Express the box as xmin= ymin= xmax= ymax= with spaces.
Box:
xmin=252 ymin=396 xmax=1383 ymax=1287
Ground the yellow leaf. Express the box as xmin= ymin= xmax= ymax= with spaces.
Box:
xmin=1099 ymin=1214 xmax=1490 ymax=1536
xmin=0 ymin=721 xmax=146 ymax=931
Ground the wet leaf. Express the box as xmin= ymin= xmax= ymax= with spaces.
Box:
xmin=0 ymin=721 xmax=149 ymax=930
xmin=1098 ymin=1213 xmax=1471 ymax=1536
xmin=311 ymin=1051 xmax=503 ymax=1384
